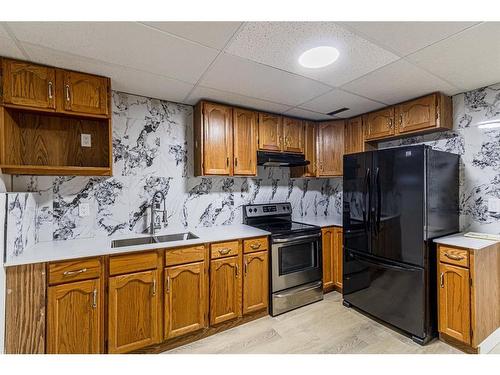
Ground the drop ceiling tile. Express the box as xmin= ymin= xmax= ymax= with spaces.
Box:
xmin=225 ymin=22 xmax=399 ymax=87
xmin=22 ymin=43 xmax=194 ymax=103
xmin=283 ymin=107 xmax=335 ymax=121
xmin=141 ymin=21 xmax=243 ymax=49
xmin=342 ymin=59 xmax=460 ymax=105
xmin=407 ymin=22 xmax=500 ymax=91
xmin=0 ymin=35 xmax=26 ymax=60
xmin=7 ymin=22 xmax=218 ymax=84
xmin=200 ymin=53 xmax=331 ymax=106
xmin=186 ymin=86 xmax=291 ymax=113
xmin=341 ymin=22 xmax=478 ymax=56
xmin=301 ymin=89 xmax=385 ymax=118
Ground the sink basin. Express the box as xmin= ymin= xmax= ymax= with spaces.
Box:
xmin=111 ymin=232 xmax=199 ymax=248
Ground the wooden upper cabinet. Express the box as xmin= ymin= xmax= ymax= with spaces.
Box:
xmin=283 ymin=117 xmax=305 ymax=153
xmin=438 ymin=262 xmax=471 ymax=344
xmin=364 ymin=107 xmax=395 ymax=141
xmin=258 ymin=113 xmax=282 ymax=152
xmin=243 ymin=251 xmax=269 ymax=314
xmin=291 ymin=121 xmax=316 ymax=178
xmin=396 ymin=94 xmax=437 ymax=134
xmin=344 ymin=116 xmax=364 ymax=154
xmin=317 ymin=120 xmax=344 ymax=176
xmin=210 ymin=255 xmax=242 ymax=325
xmin=47 ymin=279 xmax=102 ymax=354
xmin=202 ymin=102 xmax=233 ymax=175
xmin=58 ymin=70 xmax=109 ymax=116
xmin=233 ymin=108 xmax=257 ymax=176
xmin=108 ymin=270 xmax=161 ymax=353
xmin=2 ymin=59 xmax=56 ymax=110
xmin=164 ymin=261 xmax=207 ymax=340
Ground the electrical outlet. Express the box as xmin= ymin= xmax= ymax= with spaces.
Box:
xmin=79 ymin=202 xmax=90 ymax=217
xmin=487 ymin=198 xmax=500 ymax=213
xmin=81 ymin=133 xmax=92 ymax=148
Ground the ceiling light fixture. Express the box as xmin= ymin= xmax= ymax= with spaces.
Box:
xmin=477 ymin=119 xmax=500 ymax=129
xmin=298 ymin=46 xmax=339 ymax=69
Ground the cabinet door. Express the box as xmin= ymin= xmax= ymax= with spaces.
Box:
xmin=317 ymin=120 xmax=344 ymax=176
xmin=203 ymin=102 xmax=233 ymax=175
xmin=233 ymin=108 xmax=257 ymax=176
xmin=210 ymin=256 xmax=242 ymax=325
xmin=258 ymin=113 xmax=282 ymax=152
xmin=2 ymin=59 xmax=56 ymax=110
xmin=283 ymin=117 xmax=305 ymax=153
xmin=60 ymin=70 xmax=109 ymax=116
xmin=243 ymin=251 xmax=268 ymax=314
xmin=344 ymin=116 xmax=364 ymax=154
xmin=333 ymin=227 xmax=343 ymax=290
xmin=164 ymin=262 xmax=207 ymax=340
xmin=47 ymin=279 xmax=101 ymax=354
xmin=322 ymin=227 xmax=334 ymax=292
xmin=364 ymin=107 xmax=395 ymax=140
xmin=108 ymin=270 xmax=160 ymax=353
xmin=396 ymin=94 xmax=437 ymax=134
xmin=291 ymin=121 xmax=317 ymax=177
xmin=438 ymin=263 xmax=471 ymax=344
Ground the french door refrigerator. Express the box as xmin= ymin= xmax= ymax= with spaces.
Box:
xmin=342 ymin=145 xmax=459 ymax=344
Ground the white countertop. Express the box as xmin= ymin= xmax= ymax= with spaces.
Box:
xmin=293 ymin=216 xmax=342 ymax=228
xmin=4 ymin=224 xmax=270 ymax=267
xmin=434 ymin=232 xmax=499 ymax=250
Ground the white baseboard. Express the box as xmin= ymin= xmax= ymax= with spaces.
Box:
xmin=478 ymin=327 xmax=500 ymax=354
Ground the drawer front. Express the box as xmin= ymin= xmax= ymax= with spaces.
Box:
xmin=165 ymin=245 xmax=206 ymax=266
xmin=243 ymin=237 xmax=268 ymax=254
xmin=210 ymin=240 xmax=240 ymax=259
xmin=109 ymin=251 xmax=158 ymax=276
xmin=439 ymin=246 xmax=469 ymax=268
xmin=49 ymin=258 xmax=101 ymax=285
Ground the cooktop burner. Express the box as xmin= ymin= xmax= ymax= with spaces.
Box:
xmin=251 ymin=221 xmax=319 ymax=236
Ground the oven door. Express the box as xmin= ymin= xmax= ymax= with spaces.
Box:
xmin=271 ymin=233 xmax=322 ymax=293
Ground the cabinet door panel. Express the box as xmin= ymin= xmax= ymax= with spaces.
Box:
xmin=243 ymin=251 xmax=268 ymax=314
xmin=3 ymin=59 xmax=56 ymax=109
xmin=317 ymin=120 xmax=344 ymax=176
xmin=233 ymin=108 xmax=257 ymax=176
xmin=322 ymin=228 xmax=334 ymax=291
xmin=258 ymin=113 xmax=282 ymax=151
xmin=108 ymin=270 xmax=160 ymax=353
xmin=203 ymin=102 xmax=233 ymax=175
xmin=344 ymin=116 xmax=364 ymax=154
xmin=333 ymin=227 xmax=343 ymax=290
xmin=283 ymin=117 xmax=304 ymax=153
xmin=364 ymin=107 xmax=395 ymax=140
xmin=47 ymin=279 xmax=101 ymax=354
xmin=397 ymin=95 xmax=437 ymax=134
xmin=60 ymin=70 xmax=108 ymax=116
xmin=210 ymin=256 xmax=242 ymax=325
xmin=165 ymin=262 xmax=207 ymax=339
xmin=438 ymin=263 xmax=471 ymax=344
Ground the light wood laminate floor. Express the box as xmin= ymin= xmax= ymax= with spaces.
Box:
xmin=165 ymin=292 xmax=500 ymax=354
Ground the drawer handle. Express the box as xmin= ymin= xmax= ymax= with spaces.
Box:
xmin=92 ymin=289 xmax=97 ymax=309
xmin=250 ymin=242 xmax=261 ymax=250
xmin=218 ymin=248 xmax=231 ymax=255
xmin=440 ymin=272 xmax=444 ymax=288
xmin=63 ymin=268 xmax=87 ymax=276
xmin=444 ymin=253 xmax=464 ymax=261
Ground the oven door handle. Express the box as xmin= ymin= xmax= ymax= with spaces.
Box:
xmin=272 ymin=233 xmax=321 ymax=243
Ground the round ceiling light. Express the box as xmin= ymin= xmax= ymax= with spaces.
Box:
xmin=298 ymin=46 xmax=340 ymax=69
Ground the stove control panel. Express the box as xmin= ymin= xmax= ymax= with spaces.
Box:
xmin=244 ymin=203 xmax=292 ymax=217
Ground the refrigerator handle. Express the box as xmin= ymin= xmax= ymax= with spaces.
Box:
xmin=376 ymin=167 xmax=381 ymax=234
xmin=363 ymin=168 xmax=371 ymax=232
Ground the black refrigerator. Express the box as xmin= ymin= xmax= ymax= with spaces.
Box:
xmin=342 ymin=145 xmax=459 ymax=344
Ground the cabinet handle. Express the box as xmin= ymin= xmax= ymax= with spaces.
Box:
xmin=65 ymin=84 xmax=70 ymax=102
xmin=226 ymin=157 xmax=229 ymax=168
xmin=444 ymin=253 xmax=464 ymax=261
xmin=388 ymin=118 xmax=393 ymax=129
xmin=250 ymin=242 xmax=261 ymax=250
xmin=440 ymin=273 xmax=444 ymax=288
xmin=234 ymin=158 xmax=238 ymax=167
xmin=244 ymin=260 xmax=248 ymax=275
xmin=235 ymin=264 xmax=239 ymax=278
xmin=399 ymin=114 xmax=403 ymax=126
xmin=63 ymin=268 xmax=87 ymax=276
xmin=48 ymin=81 xmax=53 ymax=99
xmin=92 ymin=289 xmax=97 ymax=309
xmin=165 ymin=276 xmax=170 ymax=293
xmin=152 ymin=278 xmax=157 ymax=296
xmin=218 ymin=248 xmax=231 ymax=255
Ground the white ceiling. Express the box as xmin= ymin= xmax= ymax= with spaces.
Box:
xmin=1 ymin=21 xmax=499 ymax=120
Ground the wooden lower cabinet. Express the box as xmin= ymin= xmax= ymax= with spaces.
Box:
xmin=333 ymin=227 xmax=343 ymax=290
xmin=164 ymin=261 xmax=208 ymax=340
xmin=210 ymin=255 xmax=242 ymax=325
xmin=47 ymin=279 xmax=102 ymax=354
xmin=108 ymin=269 xmax=161 ymax=354
xmin=322 ymin=226 xmax=343 ymax=292
xmin=243 ymin=251 xmax=269 ymax=314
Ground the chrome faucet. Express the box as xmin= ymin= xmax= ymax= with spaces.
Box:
xmin=149 ymin=190 xmax=168 ymax=235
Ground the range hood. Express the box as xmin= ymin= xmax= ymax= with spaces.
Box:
xmin=257 ymin=151 xmax=310 ymax=167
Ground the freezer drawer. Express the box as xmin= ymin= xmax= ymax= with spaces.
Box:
xmin=343 ymin=249 xmax=426 ymax=339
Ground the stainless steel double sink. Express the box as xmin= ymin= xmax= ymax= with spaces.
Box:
xmin=111 ymin=232 xmax=198 ymax=248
